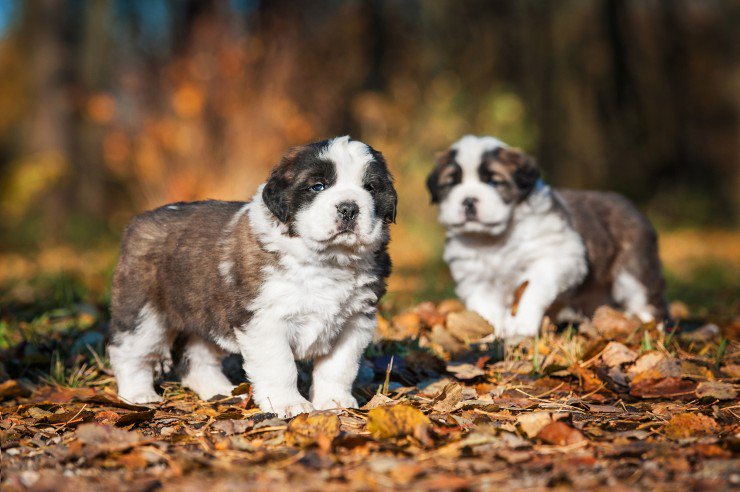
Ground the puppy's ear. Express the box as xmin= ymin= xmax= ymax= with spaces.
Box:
xmin=426 ymin=149 xmax=455 ymax=204
xmin=386 ymin=191 xmax=398 ymax=224
xmin=496 ymin=147 xmax=540 ymax=199
xmin=368 ymin=148 xmax=398 ymax=225
xmin=262 ymin=146 xmax=304 ymax=222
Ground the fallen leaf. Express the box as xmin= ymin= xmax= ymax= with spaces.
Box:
xmin=0 ymin=380 xmax=31 ymax=401
xmin=212 ymin=419 xmax=253 ymax=435
xmin=630 ymin=359 xmax=682 ymax=385
xmin=627 ymin=351 xmax=666 ymax=379
xmin=437 ymin=299 xmax=465 ymax=316
xmin=696 ymin=381 xmax=737 ymax=401
xmin=663 ymin=413 xmax=719 ymax=440
xmin=517 ymin=411 xmax=553 ymax=438
xmin=630 ymin=377 xmax=698 ymax=399
xmin=366 ymin=405 xmax=432 ymax=445
xmin=536 ymin=421 xmax=586 ymax=445
xmin=285 ymin=412 xmax=340 ymax=448
xmin=361 ymin=393 xmax=396 ymax=410
xmin=721 ymin=364 xmax=740 ymax=378
xmin=391 ymin=311 xmax=423 ymax=339
xmin=510 ymin=280 xmax=529 ymax=316
xmin=600 ymin=342 xmax=638 ymax=368
xmin=445 ymin=311 xmax=492 ymax=342
xmin=414 ymin=302 xmax=445 ymax=327
xmin=429 ymin=324 xmax=467 ymax=356
xmin=446 ymin=362 xmax=485 ymax=380
xmin=231 ymin=382 xmax=250 ymax=396
xmin=115 ymin=409 xmax=155 ymax=427
xmin=73 ymin=423 xmax=140 ymax=458
xmin=94 ymin=411 xmax=120 ymax=425
xmin=592 ymin=306 xmax=640 ymax=338
xmin=431 ymin=382 xmax=463 ymax=413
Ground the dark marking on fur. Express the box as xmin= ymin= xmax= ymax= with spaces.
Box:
xmin=426 ymin=149 xmax=462 ymax=203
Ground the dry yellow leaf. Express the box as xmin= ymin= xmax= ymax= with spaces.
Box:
xmin=366 ymin=405 xmax=431 ymax=444
xmin=663 ymin=413 xmax=719 ymax=440
xmin=285 ymin=412 xmax=340 ymax=448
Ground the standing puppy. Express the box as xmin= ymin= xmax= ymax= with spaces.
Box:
xmin=109 ymin=136 xmax=397 ymax=417
xmin=427 ymin=135 xmax=666 ymax=338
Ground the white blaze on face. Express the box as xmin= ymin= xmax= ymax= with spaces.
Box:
xmin=438 ymin=135 xmax=513 ymax=236
xmin=294 ymin=136 xmax=383 ymax=249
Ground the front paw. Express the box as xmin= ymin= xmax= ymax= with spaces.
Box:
xmin=118 ymin=389 xmax=162 ymax=405
xmin=312 ymin=393 xmax=358 ymax=411
xmin=502 ymin=312 xmax=542 ymax=338
xmin=260 ymin=396 xmax=314 ymax=419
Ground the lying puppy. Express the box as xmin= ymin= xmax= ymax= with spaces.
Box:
xmin=427 ymin=135 xmax=666 ymax=338
xmin=109 ymin=136 xmax=397 ymax=417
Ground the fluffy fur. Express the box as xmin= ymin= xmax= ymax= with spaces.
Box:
xmin=109 ymin=136 xmax=396 ymax=417
xmin=427 ymin=135 xmax=666 ymax=338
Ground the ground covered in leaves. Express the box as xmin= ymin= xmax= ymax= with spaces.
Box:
xmin=1 ymin=300 xmax=739 ymax=491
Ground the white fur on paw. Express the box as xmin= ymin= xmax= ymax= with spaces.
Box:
xmin=268 ymin=399 xmax=314 ymax=419
xmin=189 ymin=383 xmax=235 ymax=401
xmin=312 ymin=394 xmax=358 ymax=411
xmin=119 ymin=390 xmax=161 ymax=405
xmin=502 ymin=313 xmax=541 ymax=338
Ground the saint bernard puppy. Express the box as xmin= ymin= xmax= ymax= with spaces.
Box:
xmin=427 ymin=135 xmax=666 ymax=338
xmin=109 ymin=136 xmax=397 ymax=417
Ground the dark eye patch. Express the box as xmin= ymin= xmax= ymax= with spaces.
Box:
xmin=363 ymin=157 xmax=397 ymax=224
xmin=426 ymin=149 xmax=462 ymax=203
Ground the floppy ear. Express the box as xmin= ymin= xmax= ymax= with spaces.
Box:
xmin=386 ymin=191 xmax=398 ymax=224
xmin=496 ymin=147 xmax=540 ymax=199
xmin=368 ymin=147 xmax=398 ymax=224
xmin=262 ymin=145 xmax=306 ymax=222
xmin=426 ymin=149 xmax=455 ymax=204
xmin=262 ymin=171 xmax=290 ymax=223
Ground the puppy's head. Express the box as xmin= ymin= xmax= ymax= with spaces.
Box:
xmin=427 ymin=135 xmax=540 ymax=236
xmin=263 ymin=136 xmax=396 ymax=250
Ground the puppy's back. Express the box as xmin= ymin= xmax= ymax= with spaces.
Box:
xmin=110 ymin=200 xmax=250 ymax=338
xmin=556 ymin=189 xmax=665 ymax=315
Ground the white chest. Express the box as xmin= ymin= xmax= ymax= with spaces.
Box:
xmin=250 ymin=262 xmax=378 ymax=360
xmin=445 ymin=209 xmax=586 ymax=300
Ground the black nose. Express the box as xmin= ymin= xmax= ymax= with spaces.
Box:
xmin=462 ymin=197 xmax=477 ymax=218
xmin=337 ymin=201 xmax=359 ymax=221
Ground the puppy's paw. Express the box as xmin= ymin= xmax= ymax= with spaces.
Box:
xmin=119 ymin=389 xmax=162 ymax=405
xmin=191 ymin=383 xmax=236 ymax=401
xmin=502 ymin=312 xmax=542 ymax=338
xmin=312 ymin=393 xmax=358 ymax=411
xmin=264 ymin=397 xmax=314 ymax=419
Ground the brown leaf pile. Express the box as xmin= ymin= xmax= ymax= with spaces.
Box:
xmin=1 ymin=301 xmax=738 ymax=490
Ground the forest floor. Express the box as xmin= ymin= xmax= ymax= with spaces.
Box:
xmin=0 ymin=229 xmax=739 ymax=490
xmin=0 ymin=297 xmax=738 ymax=491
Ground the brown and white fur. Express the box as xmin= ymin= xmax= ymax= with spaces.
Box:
xmin=108 ymin=136 xmax=397 ymax=417
xmin=427 ymin=135 xmax=666 ymax=338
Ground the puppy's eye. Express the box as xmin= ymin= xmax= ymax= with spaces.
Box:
xmin=364 ymin=184 xmax=375 ymax=193
xmin=309 ymin=183 xmax=325 ymax=192
xmin=488 ymin=178 xmax=506 ymax=187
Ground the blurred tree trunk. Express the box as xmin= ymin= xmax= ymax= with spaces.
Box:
xmin=23 ymin=0 xmax=73 ymax=241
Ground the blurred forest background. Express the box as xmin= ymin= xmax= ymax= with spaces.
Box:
xmin=0 ymin=0 xmax=738 ymax=327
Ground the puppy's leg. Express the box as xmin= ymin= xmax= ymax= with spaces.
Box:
xmin=466 ymin=291 xmax=506 ymax=337
xmin=236 ymin=318 xmax=313 ymax=418
xmin=310 ymin=312 xmax=375 ymax=411
xmin=180 ymin=335 xmax=235 ymax=401
xmin=109 ymin=303 xmax=170 ymax=404
xmin=503 ymin=262 xmax=579 ymax=338
xmin=612 ymin=270 xmax=659 ymax=323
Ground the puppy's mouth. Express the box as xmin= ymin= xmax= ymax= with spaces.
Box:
xmin=449 ymin=220 xmax=504 ymax=228
xmin=448 ymin=220 xmax=508 ymax=236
